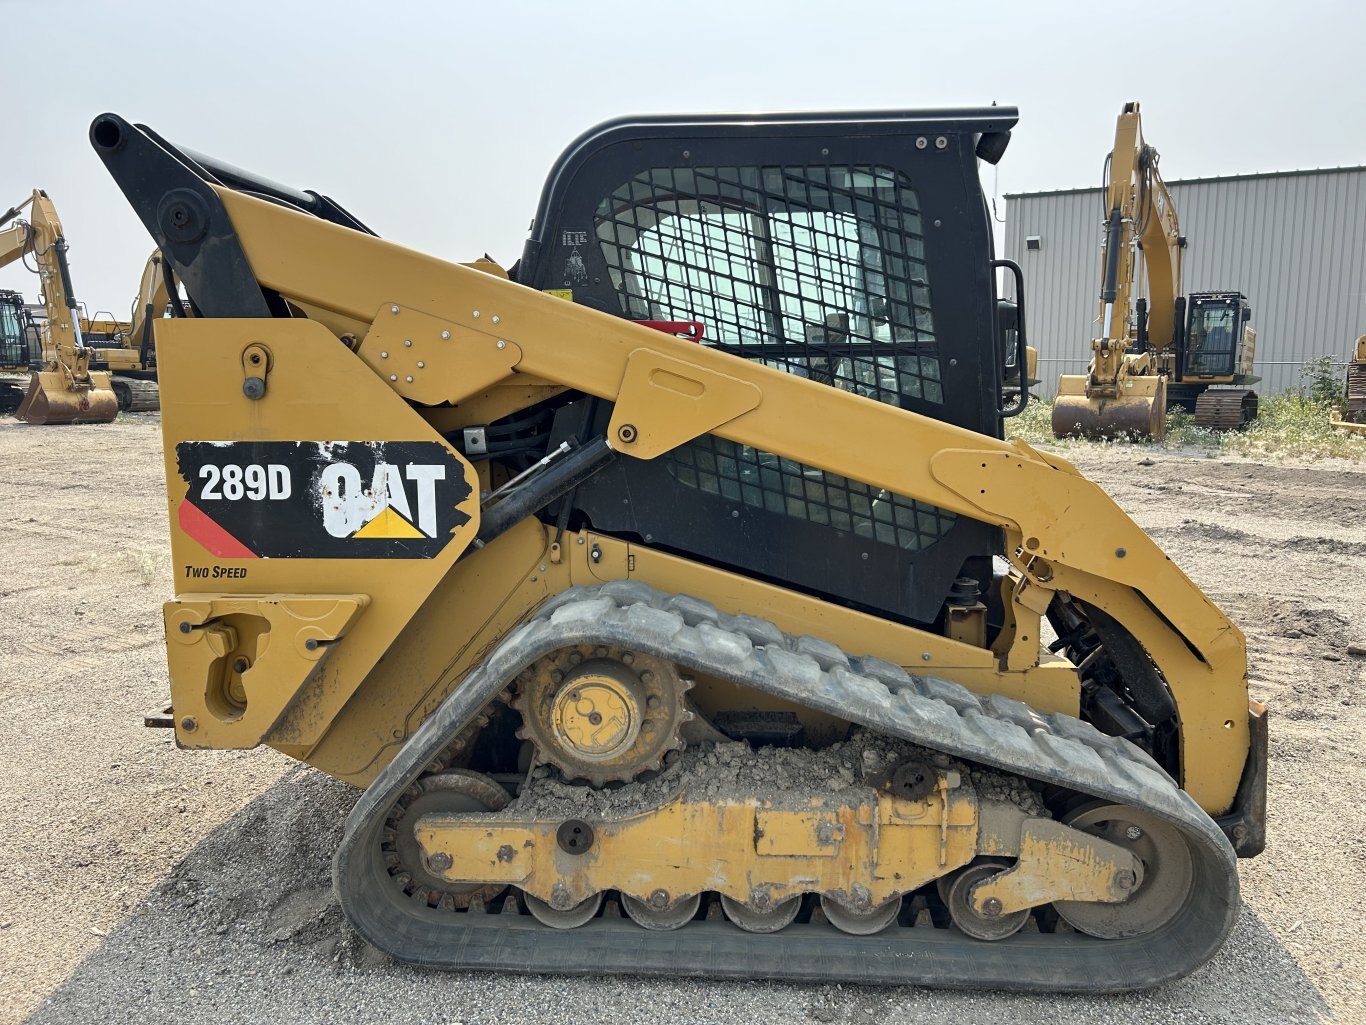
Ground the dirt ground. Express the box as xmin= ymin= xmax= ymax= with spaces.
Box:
xmin=1 ymin=417 xmax=1363 ymax=1025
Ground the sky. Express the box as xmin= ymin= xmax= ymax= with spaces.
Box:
xmin=3 ymin=0 xmax=1363 ymax=314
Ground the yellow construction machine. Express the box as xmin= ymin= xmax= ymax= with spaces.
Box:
xmin=1330 ymin=335 xmax=1366 ymax=435
xmin=0 ymin=189 xmax=119 ymax=424
xmin=94 ymin=106 xmax=1264 ymax=991
xmin=83 ymin=251 xmax=166 ymax=411
xmin=1052 ymin=103 xmax=1259 ymax=440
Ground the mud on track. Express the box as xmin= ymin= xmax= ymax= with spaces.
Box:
xmin=1 ymin=419 xmax=1362 ymax=1024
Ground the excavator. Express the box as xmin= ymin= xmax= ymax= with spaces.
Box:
xmin=1052 ymin=103 xmax=1259 ymax=440
xmin=1330 ymin=334 xmax=1366 ymax=435
xmin=0 ymin=280 xmax=163 ymax=414
xmin=93 ymin=106 xmax=1264 ymax=992
xmin=83 ymin=250 xmax=166 ymax=411
xmin=0 ymin=189 xmax=119 ymax=424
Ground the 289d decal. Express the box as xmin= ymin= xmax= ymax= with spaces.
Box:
xmin=175 ymin=441 xmax=473 ymax=559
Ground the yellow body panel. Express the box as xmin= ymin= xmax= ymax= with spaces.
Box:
xmin=165 ymin=594 xmax=367 ymax=746
xmin=156 ymin=317 xmax=482 ymax=758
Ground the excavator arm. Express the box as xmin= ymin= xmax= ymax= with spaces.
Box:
xmin=1053 ymin=102 xmax=1184 ymax=441
xmin=0 ymin=189 xmax=118 ymax=423
xmin=123 ymin=250 xmax=169 ymax=366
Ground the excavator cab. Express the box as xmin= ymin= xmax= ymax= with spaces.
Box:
xmin=0 ymin=290 xmax=39 ymax=412
xmin=1170 ymin=291 xmax=1260 ymax=426
xmin=1183 ymin=292 xmax=1252 ymax=378
xmin=0 ymin=290 xmax=35 ymax=369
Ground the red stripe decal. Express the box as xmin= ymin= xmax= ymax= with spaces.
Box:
xmin=179 ymin=499 xmax=258 ymax=559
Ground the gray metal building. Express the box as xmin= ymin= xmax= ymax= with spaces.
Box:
xmin=1003 ymin=166 xmax=1366 ymax=399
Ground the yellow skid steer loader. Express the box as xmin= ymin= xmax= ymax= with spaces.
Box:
xmin=93 ymin=106 xmax=1264 ymax=991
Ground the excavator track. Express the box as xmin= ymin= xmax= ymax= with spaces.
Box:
xmin=112 ymin=377 xmax=160 ymax=412
xmin=334 ymin=581 xmax=1238 ymax=991
xmin=1194 ymin=387 xmax=1258 ymax=430
xmin=1345 ymin=360 xmax=1366 ymax=422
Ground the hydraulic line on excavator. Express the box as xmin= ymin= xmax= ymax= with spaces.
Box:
xmin=0 ymin=190 xmax=118 ymax=424
xmin=91 ymin=106 xmax=1265 ymax=992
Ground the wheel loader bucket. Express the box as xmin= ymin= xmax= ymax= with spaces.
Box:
xmin=1051 ymin=373 xmax=1166 ymax=442
xmin=14 ymin=370 xmax=119 ymax=425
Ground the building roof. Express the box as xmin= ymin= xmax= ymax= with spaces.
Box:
xmin=1004 ymin=164 xmax=1366 ymax=200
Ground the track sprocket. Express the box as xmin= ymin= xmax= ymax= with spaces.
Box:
xmin=512 ymin=644 xmax=690 ymax=786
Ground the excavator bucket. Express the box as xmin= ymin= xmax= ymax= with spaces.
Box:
xmin=1052 ymin=372 xmax=1166 ymax=441
xmin=15 ymin=369 xmax=119 ymax=424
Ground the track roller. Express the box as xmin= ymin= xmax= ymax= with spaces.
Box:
xmin=524 ymin=890 xmax=604 ymax=929
xmin=720 ymin=893 xmax=802 ymax=933
xmin=819 ymin=894 xmax=901 ymax=935
xmin=622 ymin=892 xmax=702 ymax=931
xmin=943 ymin=859 xmax=1030 ymax=941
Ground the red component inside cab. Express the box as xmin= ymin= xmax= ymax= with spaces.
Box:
xmin=634 ymin=320 xmax=704 ymax=343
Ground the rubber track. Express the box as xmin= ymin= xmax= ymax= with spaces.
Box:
xmin=334 ymin=581 xmax=1239 ymax=991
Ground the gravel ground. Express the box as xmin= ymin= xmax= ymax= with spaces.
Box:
xmin=1 ymin=417 xmax=1362 ymax=1024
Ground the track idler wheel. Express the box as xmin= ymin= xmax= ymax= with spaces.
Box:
xmin=383 ymin=769 xmax=509 ymax=911
xmin=943 ymin=859 xmax=1030 ymax=941
xmin=1051 ymin=803 xmax=1193 ymax=938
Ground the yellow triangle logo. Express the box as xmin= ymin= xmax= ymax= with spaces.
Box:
xmin=352 ymin=506 xmax=425 ymax=539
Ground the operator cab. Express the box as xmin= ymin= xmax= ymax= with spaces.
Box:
xmin=1184 ymin=291 xmax=1252 ymax=379
xmin=0 ymin=290 xmax=40 ymax=369
xmin=515 ymin=108 xmax=1024 ymax=626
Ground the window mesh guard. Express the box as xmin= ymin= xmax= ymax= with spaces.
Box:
xmin=595 ymin=164 xmax=957 ymax=552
